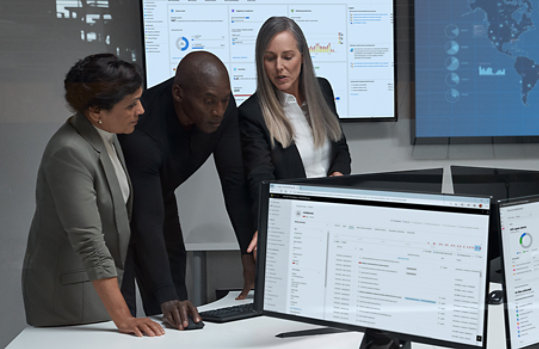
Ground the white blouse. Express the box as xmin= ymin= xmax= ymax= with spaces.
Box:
xmin=94 ymin=127 xmax=130 ymax=203
xmin=281 ymin=92 xmax=330 ymax=178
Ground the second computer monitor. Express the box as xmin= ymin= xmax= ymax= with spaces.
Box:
xmin=451 ymin=165 xmax=539 ymax=263
xmin=498 ymin=196 xmax=539 ymax=349
xmin=256 ymin=182 xmax=491 ymax=348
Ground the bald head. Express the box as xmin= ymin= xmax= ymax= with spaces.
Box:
xmin=171 ymin=51 xmax=232 ymax=133
xmin=174 ymin=51 xmax=229 ymax=91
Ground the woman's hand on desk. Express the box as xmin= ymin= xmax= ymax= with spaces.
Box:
xmin=161 ymin=299 xmax=201 ymax=330
xmin=92 ymin=277 xmax=164 ymax=337
xmin=116 ymin=316 xmax=165 ymax=337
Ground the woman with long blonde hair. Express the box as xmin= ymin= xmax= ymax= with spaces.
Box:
xmin=239 ymin=16 xmax=352 ymax=252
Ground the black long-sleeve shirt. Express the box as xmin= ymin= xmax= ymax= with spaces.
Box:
xmin=119 ymin=78 xmax=254 ymax=305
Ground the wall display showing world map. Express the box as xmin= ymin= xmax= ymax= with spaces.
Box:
xmin=415 ymin=0 xmax=539 ymax=139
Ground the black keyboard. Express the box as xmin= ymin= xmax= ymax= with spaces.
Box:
xmin=199 ymin=303 xmax=260 ymax=323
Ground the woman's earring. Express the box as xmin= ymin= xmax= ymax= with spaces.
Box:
xmin=97 ymin=119 xmax=103 ymax=125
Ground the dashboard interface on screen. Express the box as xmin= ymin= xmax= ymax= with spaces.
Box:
xmin=499 ymin=198 xmax=539 ymax=349
xmin=414 ymin=1 xmax=539 ymax=138
xmin=262 ymin=184 xmax=491 ymax=347
xmin=141 ymin=0 xmax=395 ymax=119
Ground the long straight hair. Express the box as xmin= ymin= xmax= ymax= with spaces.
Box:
xmin=255 ymin=16 xmax=342 ymax=148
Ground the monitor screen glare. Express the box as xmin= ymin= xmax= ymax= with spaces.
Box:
xmin=261 ymin=184 xmax=491 ymax=347
xmin=140 ymin=0 xmax=395 ymax=119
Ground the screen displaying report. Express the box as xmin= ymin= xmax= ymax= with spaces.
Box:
xmin=263 ymin=184 xmax=490 ymax=347
xmin=499 ymin=199 xmax=539 ymax=349
xmin=141 ymin=0 xmax=395 ymax=119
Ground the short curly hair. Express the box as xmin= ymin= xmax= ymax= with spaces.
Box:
xmin=64 ymin=53 xmax=143 ymax=114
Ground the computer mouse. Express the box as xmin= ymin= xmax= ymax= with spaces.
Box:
xmin=487 ymin=290 xmax=503 ymax=305
xmin=185 ymin=316 xmax=205 ymax=330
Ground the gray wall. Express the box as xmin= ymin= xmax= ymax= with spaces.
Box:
xmin=1 ymin=1 xmax=145 ymax=345
xmin=2 ymin=1 xmax=539 ymax=347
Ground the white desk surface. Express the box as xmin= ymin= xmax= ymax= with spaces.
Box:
xmin=7 ymin=285 xmax=507 ymax=349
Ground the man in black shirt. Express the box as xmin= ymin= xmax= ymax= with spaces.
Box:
xmin=119 ymin=51 xmax=255 ymax=329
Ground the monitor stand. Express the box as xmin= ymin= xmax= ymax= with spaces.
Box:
xmin=487 ymin=256 xmax=504 ymax=305
xmin=359 ymin=329 xmax=411 ymax=349
xmin=276 ymin=327 xmax=411 ymax=349
xmin=489 ymin=256 xmax=502 ymax=284
xmin=275 ymin=327 xmax=348 ymax=338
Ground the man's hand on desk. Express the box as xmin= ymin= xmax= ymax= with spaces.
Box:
xmin=236 ymin=252 xmax=256 ymax=300
xmin=160 ymin=299 xmax=201 ymax=330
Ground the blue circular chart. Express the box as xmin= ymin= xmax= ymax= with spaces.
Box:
xmin=445 ymin=24 xmax=460 ymax=39
xmin=445 ymin=56 xmax=460 ymax=71
xmin=176 ymin=37 xmax=189 ymax=51
xmin=445 ymin=40 xmax=460 ymax=55
xmin=445 ymin=72 xmax=460 ymax=86
xmin=519 ymin=232 xmax=532 ymax=248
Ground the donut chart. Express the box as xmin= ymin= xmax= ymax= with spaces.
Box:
xmin=176 ymin=36 xmax=189 ymax=51
xmin=519 ymin=232 xmax=533 ymax=249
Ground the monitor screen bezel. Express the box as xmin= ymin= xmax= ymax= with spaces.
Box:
xmin=255 ymin=180 xmax=492 ymax=349
xmin=274 ymin=167 xmax=444 ymax=193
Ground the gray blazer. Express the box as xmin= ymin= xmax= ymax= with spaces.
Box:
xmin=22 ymin=113 xmax=132 ymax=326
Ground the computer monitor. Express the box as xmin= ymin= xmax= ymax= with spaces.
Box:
xmin=255 ymin=182 xmax=491 ymax=348
xmin=451 ymin=166 xmax=539 ymax=205
xmin=451 ymin=166 xmax=539 ymax=273
xmin=498 ymin=196 xmax=539 ymax=349
xmin=139 ymin=0 xmax=396 ymax=120
xmin=278 ymin=168 xmax=443 ymax=193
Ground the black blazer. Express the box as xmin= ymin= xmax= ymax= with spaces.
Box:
xmin=119 ymin=78 xmax=253 ymax=314
xmin=239 ymin=77 xmax=351 ymax=215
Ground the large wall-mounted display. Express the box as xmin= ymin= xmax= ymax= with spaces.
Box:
xmin=414 ymin=0 xmax=539 ymax=139
xmin=141 ymin=0 xmax=396 ymax=120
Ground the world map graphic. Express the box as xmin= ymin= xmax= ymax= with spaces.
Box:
xmin=414 ymin=0 xmax=539 ymax=138
xmin=470 ymin=0 xmax=538 ymax=104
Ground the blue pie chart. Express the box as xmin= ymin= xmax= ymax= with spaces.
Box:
xmin=446 ymin=56 xmax=459 ymax=71
xmin=177 ymin=37 xmax=189 ymax=51
xmin=445 ymin=40 xmax=460 ymax=55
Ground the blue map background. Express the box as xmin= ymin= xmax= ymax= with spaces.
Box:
xmin=415 ymin=0 xmax=539 ymax=138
